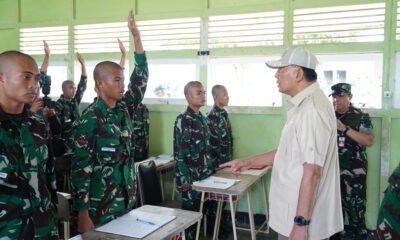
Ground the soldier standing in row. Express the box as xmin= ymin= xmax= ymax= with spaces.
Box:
xmin=330 ymin=83 xmax=374 ymax=240
xmin=173 ymin=81 xmax=214 ymax=240
xmin=71 ymin=10 xmax=148 ymax=233
xmin=207 ymin=84 xmax=233 ymax=167
xmin=0 ymin=50 xmax=58 ymax=239
xmin=376 ymin=163 xmax=400 ymax=239
xmin=132 ymin=102 xmax=150 ymax=161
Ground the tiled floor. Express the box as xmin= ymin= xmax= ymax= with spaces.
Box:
xmin=199 ymin=226 xmax=278 ymax=240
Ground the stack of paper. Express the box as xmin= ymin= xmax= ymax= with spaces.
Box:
xmin=240 ymin=166 xmax=269 ymax=176
xmin=96 ymin=210 xmax=176 ymax=238
xmin=193 ymin=176 xmax=240 ymax=189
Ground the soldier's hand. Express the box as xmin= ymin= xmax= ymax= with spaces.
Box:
xmin=118 ymin=38 xmax=127 ymax=55
xmin=78 ymin=210 xmax=94 ymax=233
xmin=30 ymin=98 xmax=44 ymax=113
xmin=43 ymin=40 xmax=50 ymax=56
xmin=43 ymin=107 xmax=56 ymax=117
xmin=76 ymin=52 xmax=85 ymax=65
xmin=336 ymin=119 xmax=346 ymax=132
xmin=128 ymin=10 xmax=140 ymax=37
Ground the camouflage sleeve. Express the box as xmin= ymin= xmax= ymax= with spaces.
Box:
xmin=207 ymin=112 xmax=222 ymax=161
xmin=124 ymin=52 xmax=149 ymax=112
xmin=174 ymin=116 xmax=192 ymax=192
xmin=74 ymin=75 xmax=87 ymax=105
xmin=359 ymin=112 xmax=373 ymax=135
xmin=71 ymin=114 xmax=97 ymax=211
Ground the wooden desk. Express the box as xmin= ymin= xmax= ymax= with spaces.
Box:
xmin=192 ymin=167 xmax=271 ymax=240
xmin=136 ymin=157 xmax=175 ymax=201
xmin=80 ymin=205 xmax=202 ymax=240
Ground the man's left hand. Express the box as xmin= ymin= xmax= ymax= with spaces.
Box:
xmin=289 ymin=225 xmax=308 ymax=240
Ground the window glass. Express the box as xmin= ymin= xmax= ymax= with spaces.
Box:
xmin=143 ymin=60 xmax=198 ymax=104
xmin=316 ymin=53 xmax=383 ymax=108
xmin=208 ymin=57 xmax=282 ymax=107
xmin=393 ymin=52 xmax=400 ymax=108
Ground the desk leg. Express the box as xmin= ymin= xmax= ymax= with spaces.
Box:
xmin=159 ymin=171 xmax=165 ymax=201
xmin=229 ymin=196 xmax=238 ymax=240
xmin=172 ymin=178 xmax=176 ymax=200
xmin=261 ymin=176 xmax=269 ymax=233
xmin=247 ymin=191 xmax=256 ymax=240
xmin=196 ymin=192 xmax=206 ymax=240
xmin=212 ymin=200 xmax=223 ymax=240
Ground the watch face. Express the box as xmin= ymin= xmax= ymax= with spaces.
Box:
xmin=294 ymin=216 xmax=310 ymax=226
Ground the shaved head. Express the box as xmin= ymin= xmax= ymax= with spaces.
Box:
xmin=94 ymin=61 xmax=123 ymax=82
xmin=0 ymin=50 xmax=37 ymax=74
xmin=184 ymin=81 xmax=202 ymax=96
xmin=211 ymin=85 xmax=226 ymax=98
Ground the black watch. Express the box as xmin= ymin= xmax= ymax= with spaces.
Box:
xmin=294 ymin=216 xmax=310 ymax=226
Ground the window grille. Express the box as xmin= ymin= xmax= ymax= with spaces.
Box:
xmin=20 ymin=26 xmax=69 ymax=54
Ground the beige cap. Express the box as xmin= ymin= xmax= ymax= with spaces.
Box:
xmin=266 ymin=47 xmax=318 ymax=70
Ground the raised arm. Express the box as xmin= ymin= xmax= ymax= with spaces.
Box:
xmin=74 ymin=52 xmax=88 ymax=104
xmin=124 ymin=10 xmax=148 ymax=110
xmin=118 ymin=38 xmax=127 ymax=69
xmin=128 ymin=10 xmax=144 ymax=54
xmin=40 ymin=40 xmax=50 ymax=73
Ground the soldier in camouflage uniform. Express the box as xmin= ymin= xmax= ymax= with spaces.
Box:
xmin=71 ymin=10 xmax=148 ymax=233
xmin=330 ymin=83 xmax=374 ymax=240
xmin=132 ymin=103 xmax=150 ymax=161
xmin=376 ymin=163 xmax=400 ymax=239
xmin=207 ymin=85 xmax=233 ymax=167
xmin=0 ymin=51 xmax=58 ymax=239
xmin=54 ymin=52 xmax=87 ymax=153
xmin=174 ymin=81 xmax=215 ymax=240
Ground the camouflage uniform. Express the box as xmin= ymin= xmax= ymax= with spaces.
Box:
xmin=336 ymin=104 xmax=373 ymax=239
xmin=71 ymin=53 xmax=148 ymax=226
xmin=131 ymin=103 xmax=150 ymax=162
xmin=376 ymin=163 xmax=400 ymax=239
xmin=174 ymin=107 xmax=215 ymax=240
xmin=207 ymin=105 xmax=233 ymax=167
xmin=0 ymin=106 xmax=58 ymax=239
xmin=55 ymin=75 xmax=87 ymax=152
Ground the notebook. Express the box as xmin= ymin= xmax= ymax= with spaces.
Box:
xmin=96 ymin=209 xmax=176 ymax=238
xmin=192 ymin=176 xmax=240 ymax=189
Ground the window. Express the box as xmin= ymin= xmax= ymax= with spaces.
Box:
xmin=208 ymin=11 xmax=284 ymax=48
xmin=397 ymin=1 xmax=400 ymax=40
xmin=316 ymin=53 xmax=383 ymax=108
xmin=138 ymin=18 xmax=201 ymax=51
xmin=74 ymin=22 xmax=129 ymax=53
xmin=20 ymin=26 xmax=69 ymax=54
xmin=208 ymin=57 xmax=282 ymax=107
xmin=143 ymin=59 xmax=199 ymax=104
xmin=293 ymin=3 xmax=385 ymax=44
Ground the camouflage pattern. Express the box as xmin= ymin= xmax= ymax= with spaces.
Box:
xmin=207 ymin=105 xmax=233 ymax=167
xmin=55 ymin=75 xmax=87 ymax=152
xmin=336 ymin=104 xmax=373 ymax=239
xmin=131 ymin=103 xmax=150 ymax=162
xmin=71 ymin=53 xmax=148 ymax=226
xmin=174 ymin=107 xmax=215 ymax=240
xmin=0 ymin=106 xmax=58 ymax=239
xmin=376 ymin=163 xmax=400 ymax=239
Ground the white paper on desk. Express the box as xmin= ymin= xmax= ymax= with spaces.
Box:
xmin=96 ymin=210 xmax=176 ymax=238
xmin=154 ymin=159 xmax=173 ymax=166
xmin=158 ymin=154 xmax=173 ymax=160
xmin=240 ymin=169 xmax=265 ymax=176
xmin=192 ymin=176 xmax=240 ymax=189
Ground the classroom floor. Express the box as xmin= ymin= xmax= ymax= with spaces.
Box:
xmin=198 ymin=225 xmax=278 ymax=240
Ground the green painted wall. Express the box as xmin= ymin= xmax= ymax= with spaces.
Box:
xmin=0 ymin=0 xmax=399 ymax=231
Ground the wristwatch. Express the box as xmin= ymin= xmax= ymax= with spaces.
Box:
xmin=294 ymin=216 xmax=310 ymax=226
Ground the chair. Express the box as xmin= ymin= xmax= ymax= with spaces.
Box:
xmin=55 ymin=153 xmax=73 ymax=192
xmin=137 ymin=160 xmax=180 ymax=208
xmin=57 ymin=191 xmax=71 ymax=240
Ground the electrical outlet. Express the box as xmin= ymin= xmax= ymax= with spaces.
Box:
xmin=384 ymin=91 xmax=391 ymax=98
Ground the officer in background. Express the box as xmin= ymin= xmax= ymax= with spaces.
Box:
xmin=0 ymin=50 xmax=58 ymax=239
xmin=376 ymin=163 xmax=400 ymax=239
xmin=132 ymin=102 xmax=150 ymax=161
xmin=207 ymin=84 xmax=233 ymax=167
xmin=330 ymin=83 xmax=374 ymax=240
xmin=71 ymin=10 xmax=148 ymax=233
xmin=174 ymin=81 xmax=215 ymax=240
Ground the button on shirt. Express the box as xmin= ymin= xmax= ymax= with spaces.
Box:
xmin=269 ymin=83 xmax=343 ymax=239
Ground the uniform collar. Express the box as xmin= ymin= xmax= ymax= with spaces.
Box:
xmin=288 ymin=82 xmax=319 ymax=108
xmin=0 ymin=105 xmax=30 ymax=121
